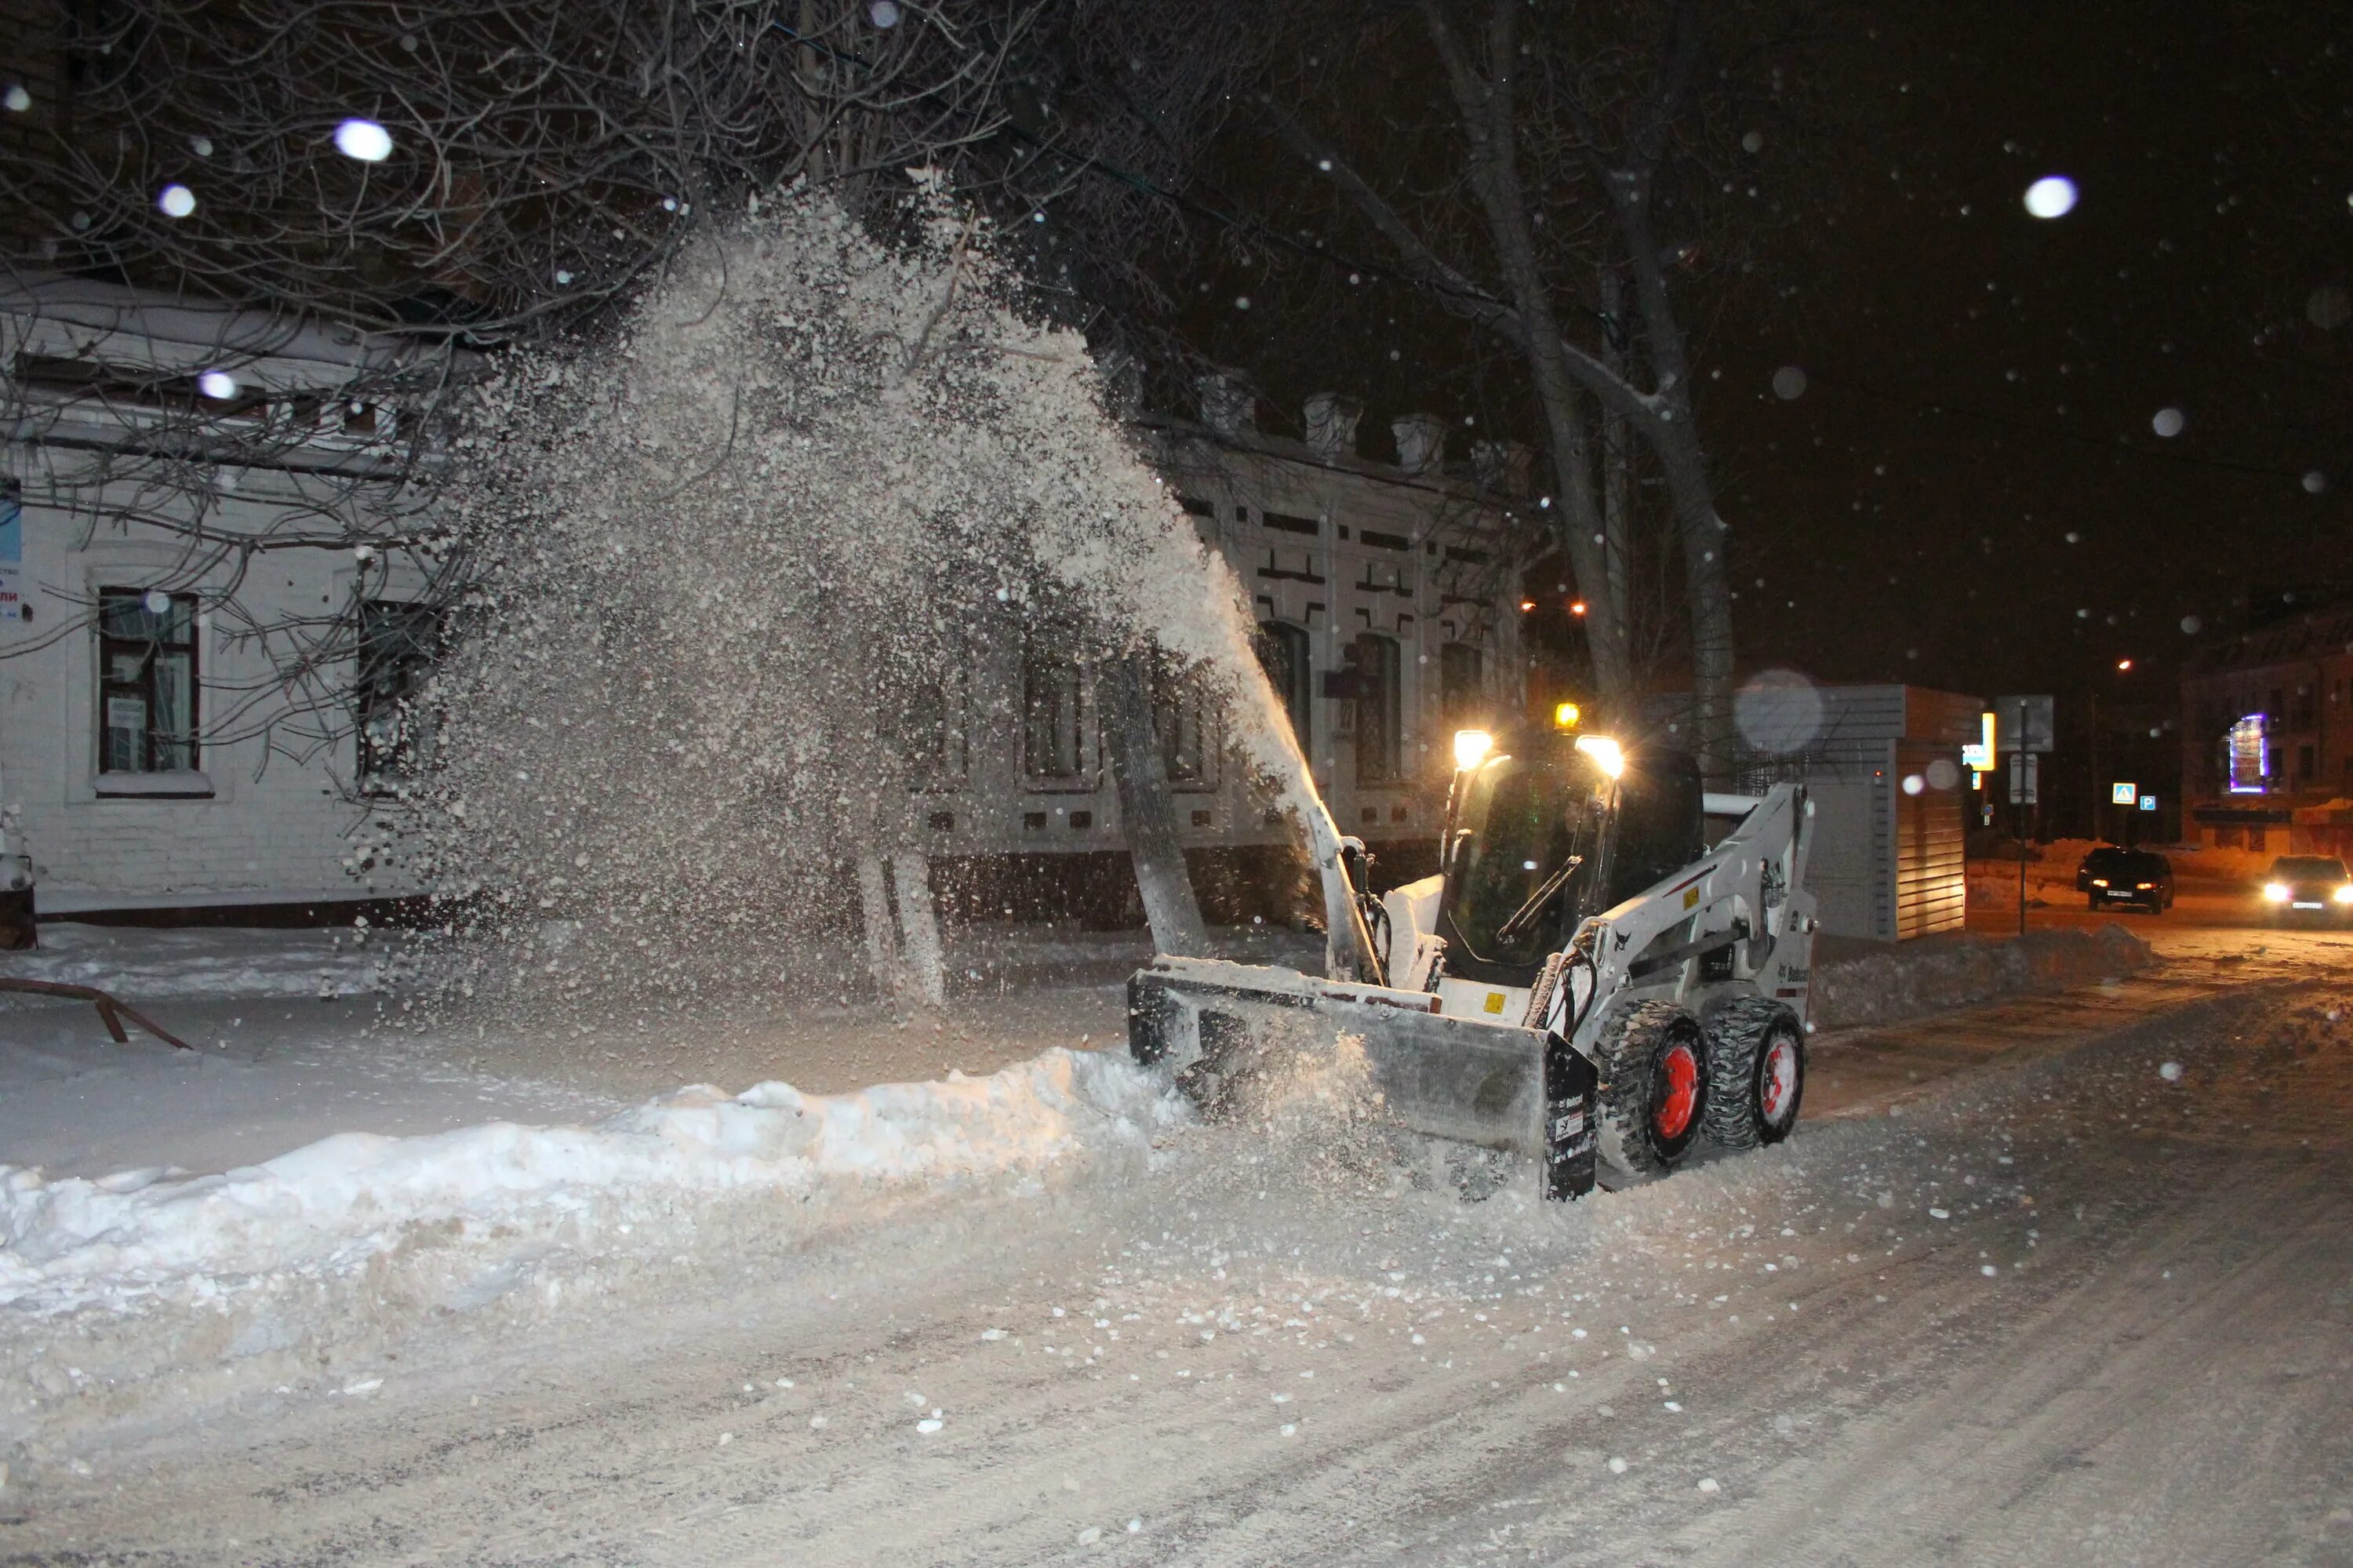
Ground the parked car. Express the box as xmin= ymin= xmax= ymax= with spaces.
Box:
xmin=2075 ymin=844 xmax=2131 ymax=893
xmin=2086 ymin=849 xmax=2173 ymax=913
xmin=2261 ymin=855 xmax=2353 ymax=923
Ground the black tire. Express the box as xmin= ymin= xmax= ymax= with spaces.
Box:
xmin=1703 ymin=996 xmax=1806 ymax=1150
xmin=1593 ymin=999 xmax=1707 ymax=1181
xmin=2086 ymin=893 xmax=2101 ymax=911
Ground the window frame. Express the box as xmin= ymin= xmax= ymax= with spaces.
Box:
xmin=1351 ymin=630 xmax=1404 ymax=786
xmin=96 ymin=587 xmax=201 ymax=775
xmin=354 ymin=598 xmax=445 ymax=792
xmin=1152 ymin=657 xmax=1221 ymax=793
xmin=1020 ymin=624 xmax=1096 ymax=791
xmin=1253 ymin=620 xmax=1313 ymax=755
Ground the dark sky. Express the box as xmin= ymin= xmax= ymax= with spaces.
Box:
xmin=1710 ymin=0 xmax=2350 ymax=709
xmin=1155 ymin=1 xmax=2351 ymax=715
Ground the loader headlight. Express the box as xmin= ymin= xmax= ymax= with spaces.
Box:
xmin=2263 ymin=882 xmax=2291 ymax=903
xmin=1453 ymin=729 xmax=1495 ymax=771
xmin=1573 ymin=734 xmax=1624 ymax=778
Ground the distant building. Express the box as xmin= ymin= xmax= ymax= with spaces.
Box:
xmin=2179 ymin=598 xmax=2353 ymax=857
xmin=1 ymin=290 xmax=1521 ymax=921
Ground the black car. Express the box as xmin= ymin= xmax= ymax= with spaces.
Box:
xmin=2075 ymin=845 xmax=2131 ymax=893
xmin=2262 ymin=855 xmax=2353 ymax=922
xmin=2086 ymin=849 xmax=2173 ymax=913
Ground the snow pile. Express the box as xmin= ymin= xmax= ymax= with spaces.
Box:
xmin=1813 ymin=926 xmax=2153 ymax=1030
xmin=0 ymin=923 xmax=408 ymax=1002
xmin=0 ymin=1046 xmax=1179 ymax=1315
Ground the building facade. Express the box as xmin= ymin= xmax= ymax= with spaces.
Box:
xmin=1 ymin=276 xmax=442 ymax=918
xmin=2180 ymin=599 xmax=2353 ymax=857
xmin=2 ymin=289 xmax=1522 ymax=920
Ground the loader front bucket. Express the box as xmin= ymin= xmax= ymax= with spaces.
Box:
xmin=1127 ymin=955 xmax=1596 ymax=1199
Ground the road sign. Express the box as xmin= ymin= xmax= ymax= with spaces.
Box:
xmin=1994 ymin=695 xmax=2056 ymax=753
xmin=2139 ymin=794 xmax=2158 ymax=812
xmin=2008 ymin=751 xmax=2039 ymax=805
xmin=2110 ymin=781 xmax=2137 ymax=805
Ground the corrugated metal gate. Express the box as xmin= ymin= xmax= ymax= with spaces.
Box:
xmin=1894 ymin=742 xmax=1967 ymax=938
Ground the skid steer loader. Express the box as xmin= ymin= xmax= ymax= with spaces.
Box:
xmin=1127 ymin=708 xmax=1819 ymax=1199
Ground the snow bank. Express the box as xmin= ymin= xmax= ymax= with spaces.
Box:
xmin=0 ymin=1047 xmax=1177 ymax=1316
xmin=1813 ymin=926 xmax=2153 ymax=1031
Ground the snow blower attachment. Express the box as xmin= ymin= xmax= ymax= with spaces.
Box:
xmin=1128 ymin=711 xmax=1820 ymax=1197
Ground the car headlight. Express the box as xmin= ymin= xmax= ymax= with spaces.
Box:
xmin=2336 ymin=885 xmax=2353 ymax=905
xmin=2090 ymin=878 xmax=2108 ymax=888
xmin=2264 ymin=882 xmax=2291 ymax=902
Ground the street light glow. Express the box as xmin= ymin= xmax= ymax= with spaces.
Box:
xmin=2024 ymin=175 xmax=2078 ymax=218
xmin=334 ymin=118 xmax=393 ymax=162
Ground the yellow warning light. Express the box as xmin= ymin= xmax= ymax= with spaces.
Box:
xmin=1553 ymin=701 xmax=1581 ymax=730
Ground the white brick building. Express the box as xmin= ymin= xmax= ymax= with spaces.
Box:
xmin=1 ymin=276 xmax=441 ymax=917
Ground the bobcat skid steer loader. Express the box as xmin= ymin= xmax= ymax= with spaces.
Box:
xmin=1128 ymin=709 xmax=1820 ymax=1198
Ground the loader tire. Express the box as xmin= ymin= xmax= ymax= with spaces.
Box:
xmin=1703 ymin=996 xmax=1806 ymax=1150
xmin=1593 ymin=999 xmax=1707 ymax=1181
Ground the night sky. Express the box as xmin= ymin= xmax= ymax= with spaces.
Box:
xmin=1714 ymin=0 xmax=2349 ymax=708
xmin=1162 ymin=2 xmax=2351 ymax=718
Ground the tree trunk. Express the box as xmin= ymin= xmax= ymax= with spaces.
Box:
xmin=1104 ymin=653 xmax=1213 ymax=956
xmin=891 ymin=853 xmax=947 ymax=1008
xmin=854 ymin=851 xmax=901 ymax=998
xmin=1607 ymin=147 xmax=1736 ymax=783
xmin=1649 ymin=423 xmax=1737 ymax=783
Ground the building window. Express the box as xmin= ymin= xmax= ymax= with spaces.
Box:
xmin=355 ymin=600 xmax=442 ymax=788
xmin=2298 ymin=743 xmax=2317 ymax=782
xmin=1154 ymin=659 xmax=1220 ymax=791
xmin=904 ymin=663 xmax=970 ymax=790
xmin=97 ymin=588 xmax=199 ymax=773
xmin=1351 ymin=631 xmax=1403 ymax=784
xmin=1439 ymin=642 xmax=1486 ymax=726
xmin=1254 ymin=621 xmax=1312 ymax=752
xmin=1022 ymin=627 xmax=1091 ymax=784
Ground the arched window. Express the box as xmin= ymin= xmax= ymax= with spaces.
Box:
xmin=1253 ymin=621 xmax=1312 ymax=753
xmin=1439 ymin=642 xmax=1485 ymax=727
xmin=1351 ymin=631 xmax=1402 ymax=784
xmin=1022 ymin=624 xmax=1091 ymax=784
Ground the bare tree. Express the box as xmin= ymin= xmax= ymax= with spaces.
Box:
xmin=1247 ymin=0 xmax=1806 ymax=773
xmin=0 ymin=0 xmax=1049 ymax=778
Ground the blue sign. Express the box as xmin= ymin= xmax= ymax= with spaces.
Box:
xmin=2138 ymin=794 xmax=2157 ymax=813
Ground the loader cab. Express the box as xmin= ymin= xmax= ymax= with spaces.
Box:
xmin=1435 ymin=729 xmax=1704 ymax=986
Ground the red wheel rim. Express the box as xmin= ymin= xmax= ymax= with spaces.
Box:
xmin=1760 ymin=1036 xmax=1798 ymax=1122
xmin=1654 ymin=1042 xmax=1700 ymax=1141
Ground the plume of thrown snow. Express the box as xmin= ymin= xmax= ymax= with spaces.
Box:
xmin=397 ymin=182 xmax=1311 ymax=1008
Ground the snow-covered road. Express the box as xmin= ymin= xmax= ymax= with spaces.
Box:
xmin=6 ymin=941 xmax=2350 ymax=1565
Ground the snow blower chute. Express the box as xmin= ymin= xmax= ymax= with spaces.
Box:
xmin=1128 ymin=711 xmax=1822 ymax=1195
